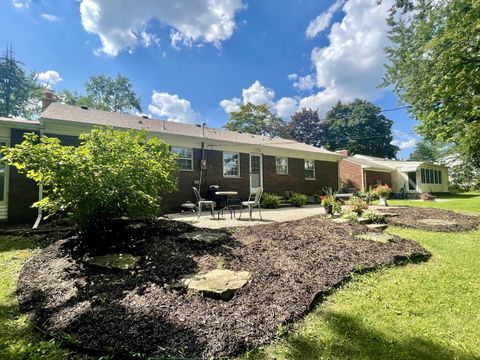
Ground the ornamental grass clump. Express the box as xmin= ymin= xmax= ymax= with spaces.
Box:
xmin=0 ymin=127 xmax=178 ymax=233
xmin=320 ymin=187 xmax=341 ymax=214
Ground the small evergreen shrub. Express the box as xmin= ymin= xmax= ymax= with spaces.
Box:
xmin=261 ymin=193 xmax=281 ymax=209
xmin=289 ymin=192 xmax=308 ymax=207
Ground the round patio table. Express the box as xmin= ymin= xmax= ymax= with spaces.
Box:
xmin=215 ymin=191 xmax=238 ymax=219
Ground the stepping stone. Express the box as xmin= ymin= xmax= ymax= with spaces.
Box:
xmin=333 ymin=218 xmax=350 ymax=223
xmin=357 ymin=218 xmax=371 ymax=224
xmin=178 ymin=231 xmax=228 ymax=245
xmin=178 ymin=269 xmax=252 ymax=300
xmin=417 ymin=219 xmax=457 ymax=226
xmin=381 ymin=213 xmax=399 ymax=218
xmin=87 ymin=253 xmax=139 ymax=270
xmin=356 ymin=233 xmax=394 ymax=243
xmin=366 ymin=224 xmax=388 ymax=231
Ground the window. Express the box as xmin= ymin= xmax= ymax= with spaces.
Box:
xmin=171 ymin=147 xmax=193 ymax=171
xmin=304 ymin=160 xmax=315 ymax=179
xmin=421 ymin=169 xmax=425 ymax=183
xmin=434 ymin=170 xmax=439 ymax=184
xmin=438 ymin=170 xmax=442 ymax=184
xmin=275 ymin=157 xmax=288 ymax=175
xmin=223 ymin=152 xmax=240 ymax=177
xmin=430 ymin=169 xmax=434 ymax=184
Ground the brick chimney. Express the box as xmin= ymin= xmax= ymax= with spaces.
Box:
xmin=335 ymin=149 xmax=350 ymax=157
xmin=42 ymin=89 xmax=56 ymax=111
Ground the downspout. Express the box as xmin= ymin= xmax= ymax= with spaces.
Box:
xmin=32 ymin=127 xmax=45 ymax=229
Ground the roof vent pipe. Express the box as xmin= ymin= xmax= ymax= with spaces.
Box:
xmin=162 ymin=120 xmax=166 ymax=130
xmin=202 ymin=122 xmax=206 ymax=137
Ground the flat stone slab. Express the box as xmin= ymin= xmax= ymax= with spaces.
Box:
xmin=366 ymin=224 xmax=388 ymax=231
xmin=417 ymin=219 xmax=457 ymax=226
xmin=87 ymin=253 xmax=139 ymax=270
xmin=178 ymin=231 xmax=228 ymax=245
xmin=357 ymin=218 xmax=371 ymax=224
xmin=332 ymin=218 xmax=350 ymax=223
xmin=356 ymin=233 xmax=394 ymax=243
xmin=381 ymin=213 xmax=399 ymax=218
xmin=179 ymin=269 xmax=252 ymax=300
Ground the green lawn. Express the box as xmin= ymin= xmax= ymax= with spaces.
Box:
xmin=1 ymin=193 xmax=479 ymax=359
xmin=0 ymin=236 xmax=67 ymax=359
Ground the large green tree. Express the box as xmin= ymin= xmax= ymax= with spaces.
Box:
xmin=58 ymin=74 xmax=142 ymax=113
xmin=383 ymin=0 xmax=480 ymax=166
xmin=224 ymin=103 xmax=286 ymax=137
xmin=322 ymin=99 xmax=399 ymax=158
xmin=287 ymin=108 xmax=327 ymax=147
xmin=409 ymin=139 xmax=442 ymax=162
xmin=0 ymin=48 xmax=44 ymax=119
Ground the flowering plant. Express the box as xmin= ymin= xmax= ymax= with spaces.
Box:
xmin=373 ymin=184 xmax=392 ymax=198
xmin=320 ymin=187 xmax=337 ymax=206
xmin=347 ymin=196 xmax=368 ymax=214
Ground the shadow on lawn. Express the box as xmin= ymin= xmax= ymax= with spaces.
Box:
xmin=251 ymin=311 xmax=473 ymax=360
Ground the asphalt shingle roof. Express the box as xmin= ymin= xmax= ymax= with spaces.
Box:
xmin=42 ymin=103 xmax=341 ymax=156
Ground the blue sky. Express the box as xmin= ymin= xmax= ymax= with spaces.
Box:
xmin=1 ymin=0 xmax=419 ymax=158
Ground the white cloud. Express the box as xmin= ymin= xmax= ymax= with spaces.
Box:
xmin=12 ymin=0 xmax=30 ymax=9
xmin=306 ymin=0 xmax=344 ymax=38
xmin=148 ymin=91 xmax=200 ymax=124
xmin=242 ymin=80 xmax=275 ymax=105
xmin=219 ymin=97 xmax=241 ymax=113
xmin=140 ymin=31 xmax=160 ymax=47
xmin=392 ymin=129 xmax=417 ymax=150
xmin=297 ymin=0 xmax=394 ymax=116
xmin=79 ymin=0 xmax=245 ymax=56
xmin=41 ymin=13 xmax=62 ymax=22
xmin=392 ymin=137 xmax=417 ymax=150
xmin=287 ymin=73 xmax=298 ymax=81
xmin=37 ymin=70 xmax=63 ymax=87
xmin=220 ymin=81 xmax=298 ymax=120
xmin=293 ymin=75 xmax=316 ymax=91
xmin=274 ymin=97 xmax=298 ymax=120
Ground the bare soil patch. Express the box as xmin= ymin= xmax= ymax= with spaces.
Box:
xmin=17 ymin=217 xmax=429 ymax=359
xmin=376 ymin=207 xmax=479 ymax=232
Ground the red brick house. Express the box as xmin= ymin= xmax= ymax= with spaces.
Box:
xmin=0 ymin=92 xmax=344 ymax=224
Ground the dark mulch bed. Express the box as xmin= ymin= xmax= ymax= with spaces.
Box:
xmin=17 ymin=217 xmax=430 ymax=359
xmin=376 ymin=207 xmax=479 ymax=232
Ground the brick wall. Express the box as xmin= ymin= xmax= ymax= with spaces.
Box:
xmin=364 ymin=170 xmax=392 ymax=189
xmin=339 ymin=159 xmax=362 ymax=189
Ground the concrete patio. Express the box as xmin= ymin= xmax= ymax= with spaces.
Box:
xmin=165 ymin=204 xmax=327 ymax=229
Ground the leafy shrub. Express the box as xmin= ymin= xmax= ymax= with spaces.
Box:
xmin=362 ymin=210 xmax=386 ymax=224
xmin=1 ymin=127 xmax=178 ymax=232
xmin=341 ymin=211 xmax=359 ymax=221
xmin=261 ymin=192 xmax=281 ymax=209
xmin=288 ymin=192 xmax=308 ymax=207
xmin=347 ymin=196 xmax=368 ymax=214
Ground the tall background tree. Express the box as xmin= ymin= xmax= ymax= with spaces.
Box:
xmin=58 ymin=74 xmax=142 ymax=113
xmin=287 ymin=108 xmax=327 ymax=147
xmin=0 ymin=47 xmax=44 ymax=119
xmin=320 ymin=100 xmax=399 ymax=158
xmin=224 ymin=103 xmax=286 ymax=137
xmin=408 ymin=139 xmax=442 ymax=162
xmin=383 ymin=0 xmax=480 ymax=167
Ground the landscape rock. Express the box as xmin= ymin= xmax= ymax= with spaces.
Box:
xmin=332 ymin=218 xmax=350 ymax=223
xmin=357 ymin=218 xmax=371 ymax=224
xmin=381 ymin=213 xmax=399 ymax=218
xmin=87 ymin=253 xmax=139 ymax=270
xmin=179 ymin=269 xmax=251 ymax=300
xmin=178 ymin=231 xmax=228 ymax=245
xmin=366 ymin=224 xmax=388 ymax=231
xmin=417 ymin=219 xmax=457 ymax=226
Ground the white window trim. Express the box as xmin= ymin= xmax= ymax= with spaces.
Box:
xmin=223 ymin=152 xmax=241 ymax=178
xmin=305 ymin=159 xmax=316 ymax=180
xmin=275 ymin=156 xmax=289 ymax=175
xmin=0 ymin=139 xmax=10 ymax=205
xmin=172 ymin=146 xmax=194 ymax=171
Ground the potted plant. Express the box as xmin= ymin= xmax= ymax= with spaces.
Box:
xmin=320 ymin=187 xmax=339 ymax=214
xmin=374 ymin=184 xmax=392 ymax=206
xmin=346 ymin=196 xmax=368 ymax=215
